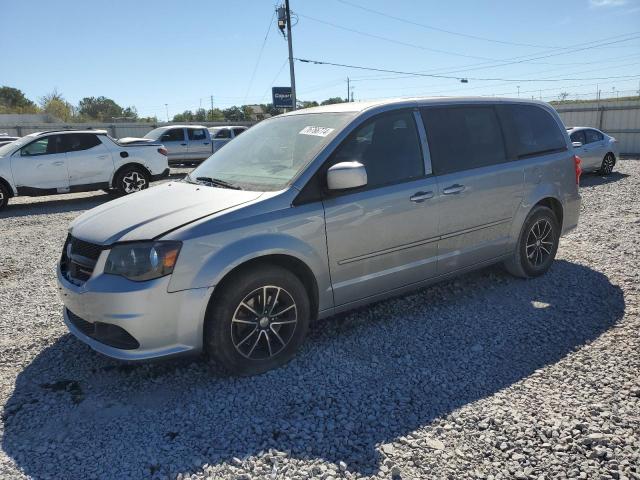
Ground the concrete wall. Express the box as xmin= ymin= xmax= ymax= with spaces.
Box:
xmin=0 ymin=121 xmax=256 ymax=139
xmin=555 ymin=100 xmax=640 ymax=155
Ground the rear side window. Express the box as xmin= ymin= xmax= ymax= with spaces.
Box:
xmin=585 ymin=129 xmax=603 ymax=144
xmin=160 ymin=128 xmax=185 ymax=142
xmin=214 ymin=129 xmax=231 ymax=139
xmin=232 ymin=127 xmax=246 ymax=136
xmin=331 ymin=110 xmax=424 ymax=188
xmin=420 ymin=106 xmax=506 ymax=175
xmin=188 ymin=128 xmax=207 ymax=141
xmin=63 ymin=133 xmax=101 ymax=152
xmin=498 ymin=105 xmax=566 ymax=158
xmin=570 ymin=130 xmax=586 ymax=144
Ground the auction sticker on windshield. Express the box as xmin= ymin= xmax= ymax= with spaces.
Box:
xmin=299 ymin=126 xmax=335 ymax=137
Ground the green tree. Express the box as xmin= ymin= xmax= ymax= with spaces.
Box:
xmin=78 ymin=96 xmax=124 ymax=121
xmin=194 ymin=108 xmax=207 ymax=122
xmin=298 ymin=100 xmax=319 ymax=109
xmin=39 ymin=89 xmax=74 ymax=121
xmin=173 ymin=110 xmax=195 ymax=122
xmin=223 ymin=106 xmax=245 ymax=121
xmin=320 ymin=97 xmax=346 ymax=106
xmin=0 ymin=86 xmax=39 ymax=113
xmin=208 ymin=108 xmax=225 ymax=121
xmin=121 ymin=106 xmax=138 ymax=120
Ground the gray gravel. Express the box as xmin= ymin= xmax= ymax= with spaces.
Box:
xmin=1 ymin=162 xmax=639 ymax=479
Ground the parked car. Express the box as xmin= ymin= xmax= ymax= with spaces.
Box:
xmin=208 ymin=125 xmax=248 ymax=152
xmin=57 ymin=98 xmax=580 ymax=375
xmin=0 ymin=130 xmax=169 ymax=210
xmin=567 ymin=126 xmax=618 ymax=175
xmin=120 ymin=125 xmax=213 ymax=166
xmin=0 ymin=134 xmax=20 ymax=148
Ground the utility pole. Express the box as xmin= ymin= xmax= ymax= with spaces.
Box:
xmin=210 ymin=95 xmax=214 ymax=121
xmin=517 ymin=85 xmax=520 ymax=98
xmin=285 ymin=0 xmax=296 ymax=110
xmin=347 ymin=77 xmax=350 ymax=102
xmin=164 ymin=104 xmax=169 ymax=123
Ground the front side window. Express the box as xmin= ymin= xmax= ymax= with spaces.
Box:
xmin=585 ymin=129 xmax=603 ymax=144
xmin=159 ymin=128 xmax=185 ymax=142
xmin=570 ymin=130 xmax=586 ymax=144
xmin=214 ymin=129 xmax=231 ymax=139
xmin=189 ymin=112 xmax=353 ymax=191
xmin=421 ymin=106 xmax=506 ymax=175
xmin=63 ymin=133 xmax=101 ymax=152
xmin=188 ymin=128 xmax=207 ymax=141
xmin=498 ymin=105 xmax=566 ymax=158
xmin=20 ymin=135 xmax=62 ymax=156
xmin=331 ymin=110 xmax=424 ymax=188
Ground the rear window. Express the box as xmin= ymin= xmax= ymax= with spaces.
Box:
xmin=497 ymin=104 xmax=566 ymax=158
xmin=420 ymin=106 xmax=507 ymax=175
xmin=570 ymin=130 xmax=586 ymax=144
xmin=585 ymin=129 xmax=603 ymax=144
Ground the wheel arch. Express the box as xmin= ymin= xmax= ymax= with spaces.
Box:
xmin=533 ymin=196 xmax=563 ymax=228
xmin=0 ymin=176 xmax=16 ymax=197
xmin=204 ymin=253 xmax=320 ymax=326
xmin=111 ymin=162 xmax=152 ymax=187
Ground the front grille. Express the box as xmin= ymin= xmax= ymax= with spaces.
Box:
xmin=61 ymin=235 xmax=104 ymax=285
xmin=67 ymin=309 xmax=140 ymax=350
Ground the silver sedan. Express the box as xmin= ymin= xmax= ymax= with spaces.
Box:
xmin=568 ymin=126 xmax=619 ymax=175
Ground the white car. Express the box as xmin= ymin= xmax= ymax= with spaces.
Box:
xmin=567 ymin=126 xmax=619 ymax=175
xmin=0 ymin=129 xmax=169 ymax=210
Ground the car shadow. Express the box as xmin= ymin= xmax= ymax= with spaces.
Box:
xmin=580 ymin=171 xmax=628 ymax=187
xmin=1 ymin=260 xmax=625 ymax=478
xmin=0 ymin=193 xmax=113 ymax=218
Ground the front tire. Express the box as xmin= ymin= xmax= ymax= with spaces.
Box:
xmin=114 ymin=166 xmax=150 ymax=195
xmin=205 ymin=265 xmax=310 ymax=376
xmin=0 ymin=183 xmax=10 ymax=211
xmin=504 ymin=206 xmax=560 ymax=278
xmin=599 ymin=153 xmax=615 ymax=175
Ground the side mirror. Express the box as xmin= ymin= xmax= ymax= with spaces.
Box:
xmin=327 ymin=161 xmax=367 ymax=190
xmin=572 ymin=141 xmax=583 ymax=148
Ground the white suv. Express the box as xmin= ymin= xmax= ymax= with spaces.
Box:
xmin=0 ymin=130 xmax=169 ymax=210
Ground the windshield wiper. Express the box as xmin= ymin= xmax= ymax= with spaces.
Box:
xmin=195 ymin=176 xmax=242 ymax=190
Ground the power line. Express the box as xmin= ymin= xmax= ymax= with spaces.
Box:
xmin=243 ymin=10 xmax=276 ymax=104
xmin=295 ymin=57 xmax=640 ymax=83
xmin=336 ymin=0 xmax=560 ymax=49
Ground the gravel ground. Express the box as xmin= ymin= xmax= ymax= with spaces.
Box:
xmin=0 ymin=161 xmax=638 ymax=480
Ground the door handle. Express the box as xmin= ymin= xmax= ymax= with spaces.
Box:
xmin=97 ymin=155 xmax=108 ymax=159
xmin=410 ymin=191 xmax=434 ymax=203
xmin=203 ymin=142 xmax=210 ymax=145
xmin=53 ymin=161 xmax=65 ymax=166
xmin=180 ymin=143 xmax=187 ymax=146
xmin=442 ymin=184 xmax=465 ymax=195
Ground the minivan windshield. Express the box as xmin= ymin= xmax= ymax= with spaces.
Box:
xmin=188 ymin=112 xmax=354 ymax=191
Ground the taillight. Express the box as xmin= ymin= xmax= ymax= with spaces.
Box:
xmin=158 ymin=147 xmax=168 ymax=156
xmin=574 ymin=155 xmax=582 ymax=185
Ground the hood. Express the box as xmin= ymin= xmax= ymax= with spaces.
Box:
xmin=70 ymin=182 xmax=263 ymax=244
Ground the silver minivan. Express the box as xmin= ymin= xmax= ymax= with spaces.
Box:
xmin=57 ymin=98 xmax=581 ymax=375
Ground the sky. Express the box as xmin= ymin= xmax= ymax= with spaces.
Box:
xmin=2 ymin=0 xmax=640 ymax=119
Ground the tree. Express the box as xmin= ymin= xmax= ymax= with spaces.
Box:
xmin=173 ymin=110 xmax=195 ymax=122
xmin=0 ymin=86 xmax=39 ymax=113
xmin=223 ymin=106 xmax=245 ymax=121
xmin=194 ymin=108 xmax=207 ymax=122
xmin=78 ymin=96 xmax=124 ymax=121
xmin=558 ymin=92 xmax=569 ymax=102
xmin=208 ymin=108 xmax=225 ymax=121
xmin=298 ymin=100 xmax=319 ymax=109
xmin=39 ymin=89 xmax=74 ymax=121
xmin=320 ymin=97 xmax=346 ymax=106
xmin=121 ymin=106 xmax=138 ymax=120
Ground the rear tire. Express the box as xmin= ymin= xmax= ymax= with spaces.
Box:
xmin=0 ymin=183 xmax=10 ymax=211
xmin=114 ymin=166 xmax=150 ymax=196
xmin=504 ymin=206 xmax=560 ymax=279
xmin=204 ymin=265 xmax=310 ymax=376
xmin=599 ymin=153 xmax=615 ymax=175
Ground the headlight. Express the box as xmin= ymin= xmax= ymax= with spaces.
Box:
xmin=104 ymin=241 xmax=181 ymax=281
